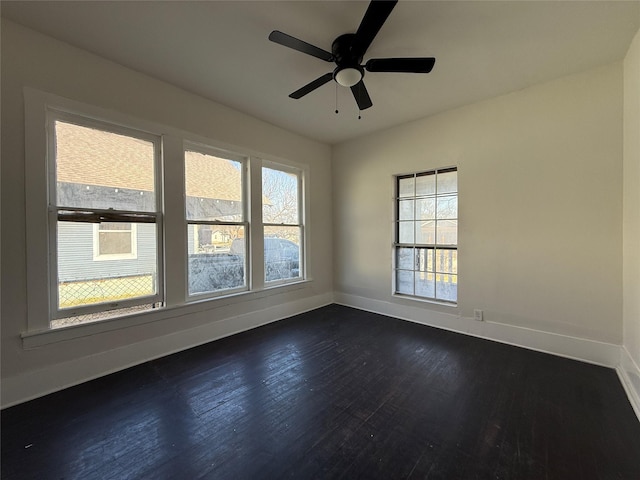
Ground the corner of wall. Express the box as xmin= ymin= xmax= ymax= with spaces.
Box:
xmin=618 ymin=346 xmax=640 ymax=422
xmin=622 ymin=23 xmax=640 ymax=411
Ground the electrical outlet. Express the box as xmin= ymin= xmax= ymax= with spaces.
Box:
xmin=474 ymin=309 xmax=483 ymax=321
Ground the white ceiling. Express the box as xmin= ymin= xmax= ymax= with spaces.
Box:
xmin=2 ymin=1 xmax=639 ymax=144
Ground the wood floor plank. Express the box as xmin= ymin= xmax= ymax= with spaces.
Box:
xmin=2 ymin=304 xmax=639 ymax=479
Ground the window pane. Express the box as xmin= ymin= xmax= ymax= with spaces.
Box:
xmin=398 ymin=221 xmax=415 ymax=244
xmin=416 ymin=248 xmax=434 ymax=272
xmin=435 ymin=249 xmax=458 ymax=274
xmin=396 ymin=270 xmax=414 ymax=295
xmin=398 ymin=176 xmax=414 ymax=197
xmin=436 ymin=274 xmax=457 ymax=302
xmin=398 ymin=199 xmax=414 ymax=221
xmin=55 ymin=121 xmax=155 ymax=211
xmin=436 ymin=220 xmax=458 ymax=245
xmin=187 ymin=223 xmax=240 ymax=254
xmin=416 ymin=220 xmax=435 ymax=244
xmin=416 ymin=172 xmax=436 ymax=196
xmin=262 ymin=167 xmax=299 ymax=224
xmin=415 ymin=272 xmax=435 ymax=298
xmin=264 ymin=226 xmax=301 ymax=282
xmin=58 ymin=221 xmax=156 ymax=309
xmin=416 ymin=198 xmax=436 ymax=220
xmin=185 ymin=150 xmax=243 ymax=222
xmin=396 ymin=247 xmax=414 ymax=270
xmin=436 ymin=195 xmax=457 ymax=219
xmin=437 ymin=170 xmax=457 ymax=194
xmin=188 ymin=225 xmax=245 ymax=295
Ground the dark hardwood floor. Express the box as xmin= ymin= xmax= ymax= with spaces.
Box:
xmin=2 ymin=304 xmax=640 ymax=479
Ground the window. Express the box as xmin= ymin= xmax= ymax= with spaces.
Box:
xmin=24 ymin=89 xmax=308 ymax=337
xmin=93 ymin=222 xmax=137 ymax=260
xmin=262 ymin=164 xmax=303 ymax=283
xmin=184 ymin=146 xmax=247 ymax=296
xmin=394 ymin=167 xmax=458 ymax=303
xmin=50 ymin=115 xmax=163 ymax=326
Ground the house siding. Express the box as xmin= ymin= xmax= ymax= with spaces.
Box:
xmin=58 ymin=222 xmax=157 ymax=282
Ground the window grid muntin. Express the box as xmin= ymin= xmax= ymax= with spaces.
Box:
xmin=48 ymin=111 xmax=164 ymax=321
xmin=394 ymin=167 xmax=457 ymax=303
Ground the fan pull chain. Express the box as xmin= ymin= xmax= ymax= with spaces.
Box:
xmin=335 ymin=83 xmax=339 ymax=114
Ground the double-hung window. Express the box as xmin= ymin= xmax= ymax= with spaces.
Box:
xmin=50 ymin=114 xmax=163 ymax=327
xmin=262 ymin=163 xmax=304 ymax=283
xmin=25 ymin=90 xmax=308 ymax=338
xmin=394 ymin=167 xmax=458 ymax=303
xmin=184 ymin=145 xmax=248 ymax=297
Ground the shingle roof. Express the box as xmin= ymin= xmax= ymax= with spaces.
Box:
xmin=55 ymin=121 xmax=242 ymax=201
xmin=184 ymin=150 xmax=242 ymax=201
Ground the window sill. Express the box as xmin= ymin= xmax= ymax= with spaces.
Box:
xmin=392 ymin=293 xmax=458 ymax=308
xmin=22 ymin=279 xmax=313 ymax=349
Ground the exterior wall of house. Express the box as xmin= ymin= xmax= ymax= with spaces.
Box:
xmin=58 ymin=222 xmax=157 ymax=282
xmin=1 ymin=19 xmax=333 ymax=407
xmin=333 ymin=62 xmax=624 ymax=347
xmin=623 ymin=26 xmax=640 ymax=414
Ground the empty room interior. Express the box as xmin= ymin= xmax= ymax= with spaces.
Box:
xmin=2 ymin=0 xmax=640 ymax=478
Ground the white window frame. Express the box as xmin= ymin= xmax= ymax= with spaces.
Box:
xmin=184 ymin=141 xmax=249 ymax=299
xmin=92 ymin=223 xmax=138 ymax=261
xmin=393 ymin=167 xmax=458 ymax=305
xmin=261 ymin=161 xmax=305 ymax=286
xmin=25 ymin=90 xmax=167 ymax=333
xmin=23 ymin=88 xmax=311 ymax=344
xmin=47 ymin=111 xmax=164 ymax=321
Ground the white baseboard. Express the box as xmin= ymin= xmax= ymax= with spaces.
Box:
xmin=1 ymin=292 xmax=334 ymax=409
xmin=617 ymin=346 xmax=640 ymax=422
xmin=335 ymin=293 xmax=621 ymax=368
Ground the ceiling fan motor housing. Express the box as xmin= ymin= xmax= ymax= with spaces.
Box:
xmin=332 ymin=34 xmax=365 ymax=86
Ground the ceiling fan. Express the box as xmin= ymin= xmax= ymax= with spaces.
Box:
xmin=268 ymin=0 xmax=435 ymax=111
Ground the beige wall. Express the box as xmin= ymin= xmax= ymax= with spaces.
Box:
xmin=1 ymin=20 xmax=333 ymax=405
xmin=623 ymin=27 xmax=640 ymax=403
xmin=333 ymin=62 xmax=623 ymax=345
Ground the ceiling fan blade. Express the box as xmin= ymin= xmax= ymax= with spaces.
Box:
xmin=350 ymin=81 xmax=373 ymax=110
xmin=353 ymin=0 xmax=398 ymax=58
xmin=269 ymin=30 xmax=334 ymax=62
xmin=365 ymin=57 xmax=436 ymax=73
xmin=289 ymin=72 xmax=334 ymax=99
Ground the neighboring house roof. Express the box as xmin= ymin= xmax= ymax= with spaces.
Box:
xmin=55 ymin=120 xmax=242 ymax=201
xmin=184 ymin=150 xmax=241 ymax=202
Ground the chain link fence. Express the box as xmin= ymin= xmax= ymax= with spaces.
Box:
xmin=58 ymin=274 xmax=154 ymax=309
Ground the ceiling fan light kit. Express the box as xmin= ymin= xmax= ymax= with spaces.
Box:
xmin=268 ymin=0 xmax=435 ymax=112
xmin=335 ymin=67 xmax=363 ymax=88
